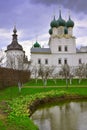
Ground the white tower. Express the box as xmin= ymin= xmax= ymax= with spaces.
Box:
xmin=5 ymin=26 xmax=25 ymax=70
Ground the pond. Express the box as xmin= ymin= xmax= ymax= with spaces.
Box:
xmin=31 ymin=100 xmax=87 ymax=130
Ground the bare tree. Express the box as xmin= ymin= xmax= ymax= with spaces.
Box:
xmin=31 ymin=64 xmax=38 ymax=84
xmin=17 ymin=55 xmax=31 ymax=87
xmin=52 ymin=73 xmax=58 ymax=84
xmin=6 ymin=53 xmax=16 ymax=69
xmin=38 ymin=64 xmax=55 ymax=87
xmin=20 ymin=55 xmax=31 ymax=71
xmin=59 ymin=64 xmax=70 ymax=88
xmin=75 ymin=63 xmax=86 ymax=84
xmin=0 ymin=49 xmax=5 ymax=67
xmin=0 ymin=56 xmax=4 ymax=67
xmin=69 ymin=73 xmax=74 ymax=85
xmin=85 ymin=64 xmax=87 ymax=78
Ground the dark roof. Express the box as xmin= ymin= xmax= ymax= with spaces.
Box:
xmin=5 ymin=26 xmax=23 ymax=52
xmin=6 ymin=41 xmax=23 ymax=51
xmin=31 ymin=48 xmax=51 ymax=54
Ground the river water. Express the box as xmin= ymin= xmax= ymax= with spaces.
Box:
xmin=31 ymin=101 xmax=87 ymax=130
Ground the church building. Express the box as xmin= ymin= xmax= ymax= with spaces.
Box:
xmin=30 ymin=10 xmax=87 ymax=73
xmin=5 ymin=11 xmax=87 ymax=72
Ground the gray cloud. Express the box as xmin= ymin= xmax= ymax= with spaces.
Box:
xmin=30 ymin=0 xmax=66 ymax=5
xmin=30 ymin=0 xmax=87 ymax=13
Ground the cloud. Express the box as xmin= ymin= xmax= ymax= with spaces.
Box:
xmin=30 ymin=0 xmax=87 ymax=13
xmin=0 ymin=29 xmax=11 ymax=48
xmin=0 ymin=29 xmax=11 ymax=39
xmin=30 ymin=0 xmax=66 ymax=5
xmin=76 ymin=36 xmax=87 ymax=48
xmin=0 ymin=28 xmax=23 ymax=49
xmin=0 ymin=0 xmax=26 ymax=13
xmin=20 ymin=32 xmax=50 ymax=60
xmin=20 ymin=40 xmax=33 ymax=60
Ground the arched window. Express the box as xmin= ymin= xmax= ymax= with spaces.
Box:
xmin=38 ymin=59 xmax=41 ymax=64
xmin=79 ymin=59 xmax=82 ymax=64
xmin=58 ymin=58 xmax=61 ymax=64
xmin=58 ymin=46 xmax=61 ymax=51
xmin=64 ymin=59 xmax=67 ymax=64
xmin=65 ymin=46 xmax=68 ymax=51
xmin=45 ymin=59 xmax=48 ymax=64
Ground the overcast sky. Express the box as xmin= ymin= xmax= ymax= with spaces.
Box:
xmin=0 ymin=0 xmax=87 ymax=59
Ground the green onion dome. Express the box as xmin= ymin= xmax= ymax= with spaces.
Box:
xmin=50 ymin=16 xmax=58 ymax=28
xmin=64 ymin=26 xmax=68 ymax=34
xmin=49 ymin=28 xmax=52 ymax=35
xmin=33 ymin=41 xmax=41 ymax=48
xmin=66 ymin=16 xmax=74 ymax=28
xmin=57 ymin=10 xmax=66 ymax=27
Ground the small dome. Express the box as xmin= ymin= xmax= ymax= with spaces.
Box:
xmin=66 ymin=16 xmax=74 ymax=28
xmin=34 ymin=41 xmax=41 ymax=48
xmin=50 ymin=16 xmax=58 ymax=28
xmin=49 ymin=28 xmax=52 ymax=35
xmin=57 ymin=10 xmax=66 ymax=27
xmin=64 ymin=26 xmax=68 ymax=34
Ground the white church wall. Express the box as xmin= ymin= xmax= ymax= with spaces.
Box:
xmin=75 ymin=53 xmax=87 ymax=64
xmin=31 ymin=52 xmax=87 ymax=73
xmin=49 ymin=37 xmax=76 ymax=54
xmin=31 ymin=53 xmax=52 ymax=66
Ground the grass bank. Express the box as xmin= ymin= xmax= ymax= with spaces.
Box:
xmin=0 ymin=82 xmax=87 ymax=130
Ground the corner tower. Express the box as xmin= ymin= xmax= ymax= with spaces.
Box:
xmin=5 ymin=26 xmax=25 ymax=70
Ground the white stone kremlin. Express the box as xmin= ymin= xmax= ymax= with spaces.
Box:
xmin=30 ymin=10 xmax=87 ymax=73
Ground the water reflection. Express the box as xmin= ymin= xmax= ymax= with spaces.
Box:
xmin=31 ymin=101 xmax=87 ymax=130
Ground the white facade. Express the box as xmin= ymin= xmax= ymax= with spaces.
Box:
xmin=30 ymin=13 xmax=87 ymax=73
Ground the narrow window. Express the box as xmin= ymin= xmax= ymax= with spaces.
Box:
xmin=79 ymin=59 xmax=82 ymax=64
xmin=45 ymin=59 xmax=48 ymax=64
xmin=38 ymin=59 xmax=41 ymax=64
xmin=58 ymin=59 xmax=61 ymax=64
xmin=64 ymin=59 xmax=67 ymax=64
xmin=58 ymin=46 xmax=61 ymax=51
xmin=65 ymin=46 xmax=68 ymax=51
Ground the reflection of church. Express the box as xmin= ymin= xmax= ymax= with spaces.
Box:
xmin=31 ymin=10 xmax=87 ymax=72
xmin=32 ymin=102 xmax=86 ymax=130
xmin=5 ymin=26 xmax=28 ymax=70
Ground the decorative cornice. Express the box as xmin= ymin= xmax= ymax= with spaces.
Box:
xmin=31 ymin=52 xmax=51 ymax=54
xmin=51 ymin=34 xmax=76 ymax=39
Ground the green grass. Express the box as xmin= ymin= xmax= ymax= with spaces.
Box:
xmin=24 ymin=78 xmax=87 ymax=87
xmin=0 ymin=120 xmax=6 ymax=130
xmin=0 ymin=79 xmax=87 ymax=130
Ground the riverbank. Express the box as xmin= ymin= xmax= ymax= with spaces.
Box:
xmin=29 ymin=94 xmax=87 ymax=116
xmin=0 ymin=87 xmax=87 ymax=130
